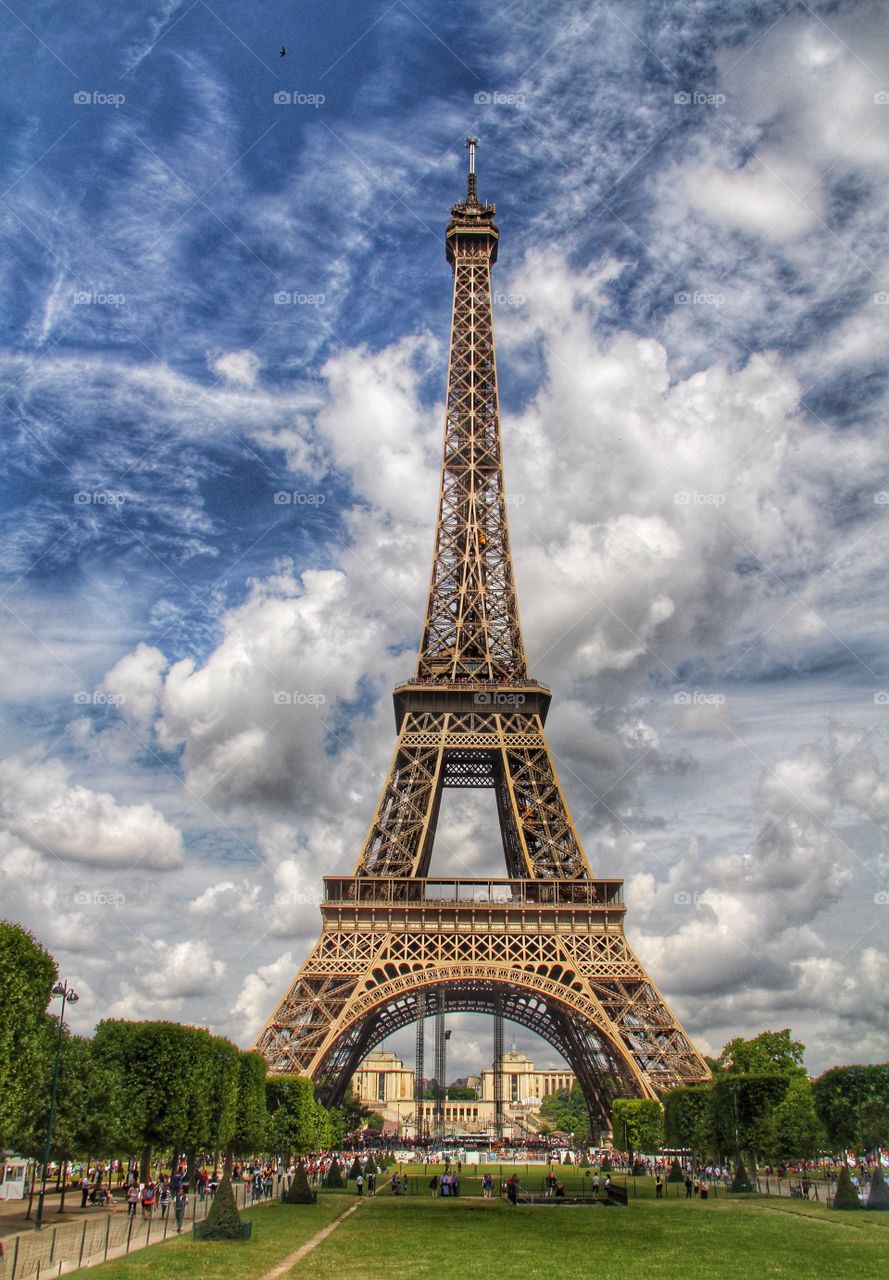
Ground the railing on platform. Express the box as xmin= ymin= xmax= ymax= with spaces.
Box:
xmin=322 ymin=877 xmax=624 ymax=907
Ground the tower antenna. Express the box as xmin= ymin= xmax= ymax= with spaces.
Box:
xmin=465 ymin=136 xmax=479 ymax=203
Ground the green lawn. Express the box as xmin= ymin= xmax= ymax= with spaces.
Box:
xmin=306 ymin=1193 xmax=888 ymax=1280
xmin=85 ymin=1178 xmax=889 ymax=1280
xmin=88 ymin=1193 xmax=351 ymax=1279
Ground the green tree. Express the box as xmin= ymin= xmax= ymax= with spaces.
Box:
xmin=266 ymin=1076 xmax=329 ymax=1157
xmin=0 ymin=922 xmax=57 ymax=1149
xmin=715 ymin=1029 xmax=805 ymax=1077
xmin=663 ymin=1086 xmax=716 ymax=1161
xmin=812 ymin=1064 xmax=889 ymax=1155
xmin=770 ymin=1076 xmax=824 ymax=1163
xmin=832 ymin=1165 xmax=862 ymax=1210
xmin=232 ymin=1052 xmax=269 ymax=1158
xmin=611 ymin=1099 xmax=663 ymax=1159
xmin=712 ymin=1074 xmax=790 ymax=1168
xmin=539 ymin=1084 xmax=590 ymax=1139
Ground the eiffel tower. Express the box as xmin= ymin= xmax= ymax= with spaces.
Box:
xmin=254 ymin=140 xmax=710 ymax=1132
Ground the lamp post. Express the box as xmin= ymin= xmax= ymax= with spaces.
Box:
xmin=730 ymin=1080 xmax=741 ymax=1173
xmin=35 ymin=979 xmax=78 ymax=1231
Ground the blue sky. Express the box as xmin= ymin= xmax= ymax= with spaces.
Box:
xmin=2 ymin=0 xmax=888 ymax=1079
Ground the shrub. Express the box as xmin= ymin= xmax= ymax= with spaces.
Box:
xmin=283 ymin=1161 xmax=314 ymax=1204
xmin=866 ymin=1166 xmax=889 ymax=1211
xmin=731 ymin=1158 xmax=753 ymax=1193
xmin=325 ymin=1158 xmax=345 ymax=1189
xmin=347 ymin=1156 xmax=362 ymax=1181
xmin=194 ymin=1174 xmax=244 ymax=1240
xmin=833 ymin=1165 xmax=863 ymax=1210
xmin=600 ymin=1156 xmax=612 ymax=1173
xmin=667 ymin=1158 xmax=684 ymax=1183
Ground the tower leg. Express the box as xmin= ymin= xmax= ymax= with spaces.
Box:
xmin=414 ymin=994 xmax=425 ymax=1142
xmin=493 ymin=1000 xmax=504 ymax=1141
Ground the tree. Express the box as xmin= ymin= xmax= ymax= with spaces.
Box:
xmin=715 ymin=1029 xmax=805 ymax=1077
xmin=232 ymin=1052 xmax=268 ymax=1158
xmin=770 ymin=1077 xmax=824 ymax=1163
xmin=611 ymin=1099 xmax=663 ymax=1159
xmin=0 ymin=923 xmax=57 ymax=1149
xmin=266 ymin=1076 xmax=329 ymax=1157
xmin=325 ymin=1157 xmax=344 ymax=1188
xmin=711 ymin=1075 xmax=790 ymax=1168
xmin=813 ymin=1064 xmax=889 ymax=1155
xmin=539 ymin=1085 xmax=590 ymax=1140
xmin=663 ymin=1086 xmax=716 ymax=1161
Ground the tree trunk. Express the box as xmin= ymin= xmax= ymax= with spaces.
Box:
xmin=140 ymin=1145 xmax=152 ymax=1184
xmin=58 ymin=1161 xmax=68 ymax=1212
xmin=186 ymin=1148 xmax=197 ymax=1191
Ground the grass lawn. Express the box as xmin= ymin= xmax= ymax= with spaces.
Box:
xmin=305 ymin=1192 xmax=888 ymax=1280
xmin=88 ymin=1193 xmax=352 ymax=1279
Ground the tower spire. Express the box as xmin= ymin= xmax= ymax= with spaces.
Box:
xmin=466 ymin=135 xmax=478 ymax=204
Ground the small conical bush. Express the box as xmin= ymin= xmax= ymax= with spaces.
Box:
xmin=195 ymin=1174 xmax=244 ymax=1239
xmin=867 ymin=1165 xmax=889 ymax=1210
xmin=832 ymin=1166 xmax=863 ymax=1211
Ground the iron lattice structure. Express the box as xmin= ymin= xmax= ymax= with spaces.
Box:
xmin=254 ymin=143 xmax=710 ymax=1133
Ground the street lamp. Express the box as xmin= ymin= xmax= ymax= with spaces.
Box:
xmin=35 ymin=979 xmax=78 ymax=1231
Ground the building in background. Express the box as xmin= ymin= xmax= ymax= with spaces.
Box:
xmin=352 ymin=1046 xmax=576 ymax=1138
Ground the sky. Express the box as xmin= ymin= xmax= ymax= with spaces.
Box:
xmin=1 ymin=0 xmax=888 ymax=1083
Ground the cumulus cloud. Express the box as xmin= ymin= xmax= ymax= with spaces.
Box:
xmin=0 ymin=753 xmax=184 ymax=869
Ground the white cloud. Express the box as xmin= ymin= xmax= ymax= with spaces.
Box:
xmin=211 ymin=350 xmax=262 ymax=388
xmin=101 ymin=642 xmax=168 ymax=727
xmin=0 ymin=753 xmax=184 ymax=869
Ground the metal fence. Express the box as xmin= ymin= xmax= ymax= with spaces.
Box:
xmin=2 ymin=1181 xmax=251 ymax=1278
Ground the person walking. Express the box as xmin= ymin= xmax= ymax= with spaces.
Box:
xmin=159 ymin=1181 xmax=171 ymax=1220
xmin=429 ymin=1173 xmax=438 ymax=1196
xmin=482 ymin=1172 xmax=493 ymax=1199
xmin=655 ymin=1174 xmax=663 ymax=1199
xmin=367 ymin=1171 xmax=376 ymax=1196
xmin=684 ymin=1173 xmax=693 ymax=1199
xmin=173 ymin=1188 xmax=187 ymax=1234
xmin=141 ymin=1181 xmax=156 ymax=1220
xmin=356 ymin=1173 xmax=364 ymax=1197
xmin=126 ymin=1182 xmax=139 ymax=1218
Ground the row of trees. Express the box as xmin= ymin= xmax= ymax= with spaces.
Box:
xmin=538 ymin=1031 xmax=888 ymax=1165
xmin=664 ymin=1030 xmax=889 ymax=1166
xmin=0 ymin=923 xmax=368 ymax=1175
